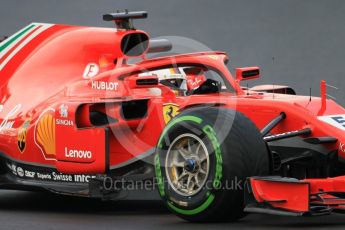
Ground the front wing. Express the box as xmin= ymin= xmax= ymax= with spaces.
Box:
xmin=245 ymin=176 xmax=345 ymax=216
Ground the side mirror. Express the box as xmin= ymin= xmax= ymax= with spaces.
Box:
xmin=127 ymin=75 xmax=159 ymax=89
xmin=236 ymin=67 xmax=260 ymax=81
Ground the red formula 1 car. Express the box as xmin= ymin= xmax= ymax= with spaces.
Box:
xmin=1 ymin=10 xmax=345 ymax=222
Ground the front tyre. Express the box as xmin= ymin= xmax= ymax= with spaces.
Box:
xmin=154 ymin=107 xmax=269 ymax=222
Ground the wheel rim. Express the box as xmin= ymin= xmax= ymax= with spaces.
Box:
xmin=165 ymin=133 xmax=210 ymax=197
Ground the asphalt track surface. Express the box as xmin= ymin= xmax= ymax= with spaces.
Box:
xmin=0 ymin=191 xmax=345 ymax=230
xmin=2 ymin=0 xmax=345 ymax=229
xmin=0 ymin=189 xmax=345 ymax=230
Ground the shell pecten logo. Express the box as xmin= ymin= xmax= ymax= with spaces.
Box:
xmin=35 ymin=112 xmax=56 ymax=159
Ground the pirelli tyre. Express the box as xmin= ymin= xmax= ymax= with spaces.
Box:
xmin=154 ymin=107 xmax=269 ymax=222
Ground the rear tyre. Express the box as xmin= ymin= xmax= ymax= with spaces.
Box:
xmin=154 ymin=107 xmax=269 ymax=222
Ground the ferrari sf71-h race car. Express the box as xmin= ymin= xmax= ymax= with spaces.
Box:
xmin=1 ymin=10 xmax=345 ymax=222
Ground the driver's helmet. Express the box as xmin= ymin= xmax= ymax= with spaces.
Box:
xmin=148 ymin=68 xmax=188 ymax=95
xmin=159 ymin=73 xmax=187 ymax=90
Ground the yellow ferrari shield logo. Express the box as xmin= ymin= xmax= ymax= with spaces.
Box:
xmin=163 ymin=104 xmax=179 ymax=124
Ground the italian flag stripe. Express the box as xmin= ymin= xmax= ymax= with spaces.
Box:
xmin=0 ymin=24 xmax=36 ymax=53
xmin=0 ymin=25 xmax=43 ymax=64
xmin=0 ymin=23 xmax=53 ymax=71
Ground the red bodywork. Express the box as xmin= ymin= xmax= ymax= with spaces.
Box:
xmin=2 ymin=21 xmax=345 ymax=213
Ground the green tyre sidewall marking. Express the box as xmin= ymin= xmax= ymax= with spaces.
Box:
xmin=155 ymin=114 xmax=223 ymax=216
xmin=167 ymin=193 xmax=215 ymax=216
xmin=203 ymin=125 xmax=223 ymax=189
xmin=154 ymin=154 xmax=165 ymax=197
